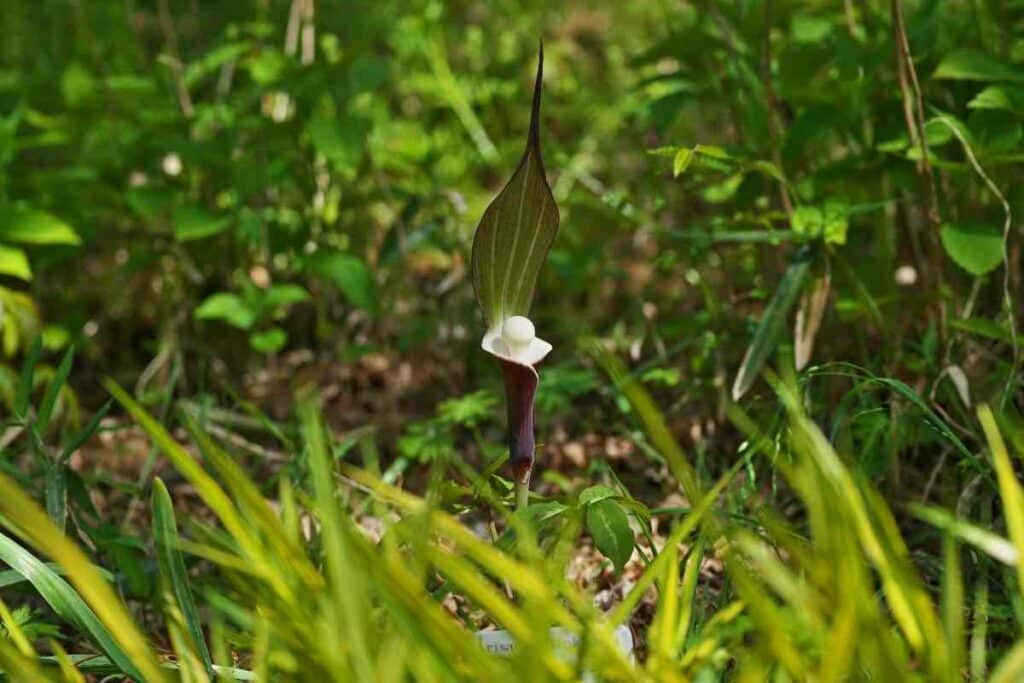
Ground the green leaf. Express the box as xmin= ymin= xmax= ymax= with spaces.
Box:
xmin=0 ymin=244 xmax=31 ymax=280
xmin=673 ymin=147 xmax=693 ymax=177
xmin=732 ymin=250 xmax=813 ymax=400
xmin=579 ymin=485 xmax=617 ymax=507
xmin=263 ymin=284 xmax=310 ymax=310
xmin=195 ymin=293 xmax=255 ymax=330
xmin=471 ymin=46 xmax=560 ymax=325
xmin=933 ymin=50 xmax=1024 ymax=82
xmin=249 ymin=327 xmax=286 ymax=354
xmin=0 ymin=207 xmax=80 ymax=245
xmin=0 ymin=530 xmax=143 ymax=680
xmin=968 ymin=85 xmax=1024 ymax=112
xmin=14 ymin=336 xmax=41 ymax=418
xmin=152 ymin=478 xmax=214 ymax=676
xmin=940 ymin=222 xmax=1003 ymax=275
xmin=36 ymin=346 xmax=73 ymax=431
xmin=174 ymin=205 xmax=231 ymax=241
xmin=307 ymin=250 xmax=376 ymax=312
xmin=586 ymin=499 xmax=633 ymax=572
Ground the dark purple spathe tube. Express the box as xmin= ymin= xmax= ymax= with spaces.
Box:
xmin=498 ymin=357 xmax=539 ymax=485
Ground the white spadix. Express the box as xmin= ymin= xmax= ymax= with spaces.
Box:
xmin=481 ymin=315 xmax=552 ymax=367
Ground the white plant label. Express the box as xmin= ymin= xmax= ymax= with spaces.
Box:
xmin=475 ymin=625 xmax=634 ymax=665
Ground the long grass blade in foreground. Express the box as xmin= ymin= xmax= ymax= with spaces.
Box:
xmin=0 ymin=480 xmax=163 ymax=681
xmin=152 ymin=477 xmax=214 ymax=676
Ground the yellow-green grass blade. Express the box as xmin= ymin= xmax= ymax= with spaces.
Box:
xmin=979 ymin=403 xmax=1024 ymax=593
xmin=0 ymin=490 xmax=163 ymax=681
xmin=0 ymin=638 xmax=52 ymax=683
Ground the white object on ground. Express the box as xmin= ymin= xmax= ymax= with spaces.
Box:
xmin=475 ymin=625 xmax=634 ymax=671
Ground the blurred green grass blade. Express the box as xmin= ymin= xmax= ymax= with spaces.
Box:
xmin=979 ymin=403 xmax=1024 ymax=592
xmin=46 ymin=640 xmax=85 ymax=683
xmin=152 ymin=477 xmax=214 ymax=676
xmin=731 ymin=251 xmax=811 ymax=401
xmin=0 ymin=638 xmax=51 ymax=683
xmin=300 ymin=399 xmax=375 ymax=682
xmin=14 ymin=335 xmax=42 ymax=419
xmin=911 ymin=504 xmax=1018 ymax=566
xmin=942 ymin=535 xmax=965 ymax=675
xmin=992 ymin=641 xmax=1024 ymax=683
xmin=610 ymin=461 xmax=741 ymax=625
xmin=44 ymin=464 xmax=66 ymax=532
xmin=59 ymin=399 xmax=110 ymax=463
xmin=103 ymin=379 xmax=277 ymax=589
xmin=971 ymin=575 xmax=989 ymax=681
xmin=647 ymin=542 xmax=679 ymax=663
xmin=0 ymin=527 xmax=154 ymax=681
xmin=584 ymin=339 xmax=701 ymax=503
xmin=36 ymin=346 xmax=73 ymax=432
xmin=675 ymin=540 xmax=703 ymax=653
xmin=0 ymin=595 xmax=34 ymax=656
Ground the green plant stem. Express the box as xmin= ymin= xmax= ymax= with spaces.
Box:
xmin=516 ymin=472 xmax=531 ymax=511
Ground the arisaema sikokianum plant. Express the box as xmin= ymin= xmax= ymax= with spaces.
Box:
xmin=471 ymin=44 xmax=559 ymax=510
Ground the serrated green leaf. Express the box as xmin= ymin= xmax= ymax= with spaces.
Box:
xmin=174 ymin=205 xmax=231 ymax=241
xmin=0 ymin=244 xmax=31 ymax=280
xmin=471 ymin=47 xmax=559 ymax=325
xmin=732 ymin=251 xmax=813 ymax=400
xmin=153 ymin=477 xmax=214 ymax=676
xmin=195 ymin=293 xmax=255 ymax=330
xmin=940 ymin=222 xmax=1003 ymax=275
xmin=0 ymin=207 xmax=80 ymax=245
xmin=586 ymin=499 xmax=633 ymax=572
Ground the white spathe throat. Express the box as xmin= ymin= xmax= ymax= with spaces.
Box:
xmin=481 ymin=315 xmax=552 ymax=366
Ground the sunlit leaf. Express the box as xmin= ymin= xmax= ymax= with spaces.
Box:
xmin=0 ymin=206 xmax=80 ymax=245
xmin=940 ymin=221 xmax=1003 ymax=275
xmin=0 ymin=244 xmax=31 ymax=280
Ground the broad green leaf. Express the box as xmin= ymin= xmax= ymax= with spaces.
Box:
xmin=152 ymin=477 xmax=214 ymax=676
xmin=0 ymin=207 xmax=80 ymax=245
xmin=0 ymin=244 xmax=30 ymax=280
xmin=732 ymin=249 xmax=813 ymax=400
xmin=940 ymin=221 xmax=1003 ymax=275
xmin=586 ymin=498 xmax=633 ymax=572
xmin=673 ymin=147 xmax=693 ymax=177
xmin=306 ymin=250 xmax=376 ymax=312
xmin=950 ymin=317 xmax=1022 ymax=346
xmin=263 ymin=284 xmax=310 ymax=310
xmin=249 ymin=327 xmax=286 ymax=353
xmin=471 ymin=46 xmax=559 ymax=325
xmin=195 ymin=293 xmax=255 ymax=330
xmin=933 ymin=50 xmax=1024 ymax=82
xmin=174 ymin=205 xmax=231 ymax=241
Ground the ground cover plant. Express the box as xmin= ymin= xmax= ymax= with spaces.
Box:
xmin=0 ymin=0 xmax=1023 ymax=680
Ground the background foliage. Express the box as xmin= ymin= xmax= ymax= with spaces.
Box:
xmin=0 ymin=0 xmax=1023 ymax=680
